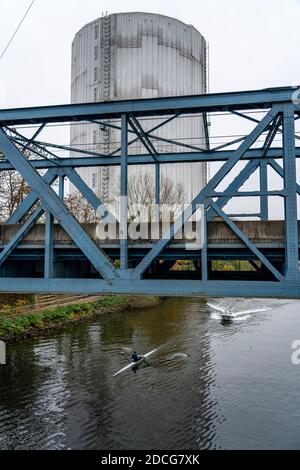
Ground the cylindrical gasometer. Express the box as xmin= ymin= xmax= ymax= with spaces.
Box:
xmin=71 ymin=12 xmax=207 ymax=204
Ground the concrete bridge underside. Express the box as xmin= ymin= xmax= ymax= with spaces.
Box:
xmin=0 ymin=221 xmax=297 ymax=284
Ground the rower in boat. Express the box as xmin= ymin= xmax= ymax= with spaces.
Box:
xmin=131 ymin=351 xmax=142 ymax=362
xmin=113 ymin=348 xmax=158 ymax=378
xmin=131 ymin=351 xmax=148 ymax=373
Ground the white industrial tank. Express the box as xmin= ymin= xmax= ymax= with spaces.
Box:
xmin=71 ymin=12 xmax=207 ymax=204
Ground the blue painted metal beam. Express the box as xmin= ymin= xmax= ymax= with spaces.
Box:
xmin=1 ymin=147 xmax=300 ymax=172
xmin=0 ymin=206 xmax=44 ymax=266
xmin=128 ymin=116 xmax=159 ymax=160
xmin=59 ymin=174 xmax=65 ymax=200
xmin=11 ymin=133 xmax=105 ymax=160
xmin=109 ymin=114 xmax=178 ymax=157
xmin=44 ymin=212 xmax=54 ymax=279
xmin=0 ymin=278 xmax=299 ymax=299
xmin=201 ymin=204 xmax=208 ymax=280
xmin=7 ymin=127 xmax=62 ymax=162
xmin=209 ymin=201 xmax=283 ymax=281
xmin=0 ymin=87 xmax=297 ymax=298
xmin=65 ymin=167 xmax=117 ymax=223
xmin=128 ymin=116 xmax=162 ymax=213
xmin=7 ymin=168 xmax=58 ymax=224
xmin=260 ymin=161 xmax=269 ymax=220
xmin=132 ymin=105 xmax=281 ymax=279
xmin=0 ymin=86 xmax=296 ymax=125
xmin=148 ymin=132 xmax=205 ymax=153
xmin=211 ymin=190 xmax=284 ymax=198
xmin=207 ymin=160 xmax=261 ymax=221
xmin=203 ymin=113 xmax=210 ymax=151
xmin=226 ymin=213 xmax=261 ymax=218
xmin=232 ymin=109 xmax=300 ymax=142
xmin=260 ymin=115 xmax=282 ymax=220
xmin=268 ymin=159 xmax=300 ymax=196
xmin=283 ymin=104 xmax=299 ymax=279
xmin=120 ymin=114 xmax=128 ymax=271
xmin=155 ymin=163 xmax=160 ymax=208
xmin=212 ymin=135 xmax=246 ymax=152
xmin=23 ymin=123 xmax=47 ymax=149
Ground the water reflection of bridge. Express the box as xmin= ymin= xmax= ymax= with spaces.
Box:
xmin=0 ymin=86 xmax=299 ymax=297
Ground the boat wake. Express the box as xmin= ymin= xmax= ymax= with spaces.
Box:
xmin=207 ymin=299 xmax=272 ymax=322
xmin=169 ymin=352 xmax=190 ymax=360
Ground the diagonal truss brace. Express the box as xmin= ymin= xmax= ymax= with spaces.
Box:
xmin=209 ymin=201 xmax=283 ymax=281
xmin=128 ymin=115 xmax=161 ymax=206
xmin=268 ymin=159 xmax=300 ymax=195
xmin=64 ymin=167 xmax=117 ymax=223
xmin=0 ymin=170 xmax=59 ymax=267
xmin=207 ymin=159 xmax=260 ymax=221
xmin=128 ymin=116 xmax=158 ymax=160
xmin=7 ymin=168 xmax=58 ymax=224
xmin=0 ymin=129 xmax=118 ymax=281
xmin=0 ymin=206 xmax=44 ymax=266
xmin=132 ymin=105 xmax=282 ymax=279
xmin=109 ymin=114 xmax=178 ymax=156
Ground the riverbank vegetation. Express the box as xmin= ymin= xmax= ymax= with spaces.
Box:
xmin=0 ymin=295 xmax=160 ymax=343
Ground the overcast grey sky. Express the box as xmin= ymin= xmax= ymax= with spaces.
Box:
xmin=0 ymin=0 xmax=299 ymax=108
xmin=0 ymin=0 xmax=299 ymax=217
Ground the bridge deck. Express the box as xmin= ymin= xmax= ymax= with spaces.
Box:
xmin=0 ymin=87 xmax=299 ymax=297
xmin=0 ymin=221 xmax=294 ymax=246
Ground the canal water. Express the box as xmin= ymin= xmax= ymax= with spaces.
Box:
xmin=0 ymin=297 xmax=300 ymax=450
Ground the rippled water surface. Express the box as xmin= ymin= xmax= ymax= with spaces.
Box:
xmin=1 ymin=297 xmax=300 ymax=450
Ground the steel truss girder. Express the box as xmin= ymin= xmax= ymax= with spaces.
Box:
xmin=0 ymin=206 xmax=44 ymax=266
xmin=268 ymin=160 xmax=300 ymax=196
xmin=260 ymin=114 xmax=282 ymax=220
xmin=128 ymin=116 xmax=158 ymax=160
xmin=109 ymin=114 xmax=178 ymax=157
xmin=1 ymin=148 xmax=300 ymax=172
xmin=0 ymin=129 xmax=118 ymax=281
xmin=7 ymin=168 xmax=58 ymax=224
xmin=64 ymin=167 xmax=117 ymax=223
xmin=0 ymin=86 xmax=295 ymax=125
xmin=0 ymin=87 xmax=298 ymax=297
xmin=283 ymin=104 xmax=299 ymax=278
xmin=207 ymin=159 xmax=261 ymax=221
xmin=209 ymin=201 xmax=283 ymax=280
xmin=132 ymin=105 xmax=282 ymax=279
xmin=0 ymin=278 xmax=299 ymax=299
xmin=44 ymin=211 xmax=54 ymax=279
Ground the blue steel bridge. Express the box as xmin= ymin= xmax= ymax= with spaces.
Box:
xmin=0 ymin=86 xmax=299 ymax=298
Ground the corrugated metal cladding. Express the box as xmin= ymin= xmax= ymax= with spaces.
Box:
xmin=71 ymin=12 xmax=207 ymax=204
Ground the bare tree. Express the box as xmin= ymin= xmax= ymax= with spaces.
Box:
xmin=64 ymin=191 xmax=99 ymax=223
xmin=127 ymin=173 xmax=185 ymax=221
xmin=0 ymin=170 xmax=31 ymax=222
xmin=159 ymin=176 xmax=185 ymax=206
xmin=0 ymin=134 xmax=48 ymax=223
xmin=64 ymin=187 xmax=117 ymax=223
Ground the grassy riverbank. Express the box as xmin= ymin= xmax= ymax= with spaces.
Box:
xmin=0 ymin=295 xmax=161 ymax=343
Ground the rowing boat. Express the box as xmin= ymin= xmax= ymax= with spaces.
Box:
xmin=113 ymin=348 xmax=158 ymax=377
